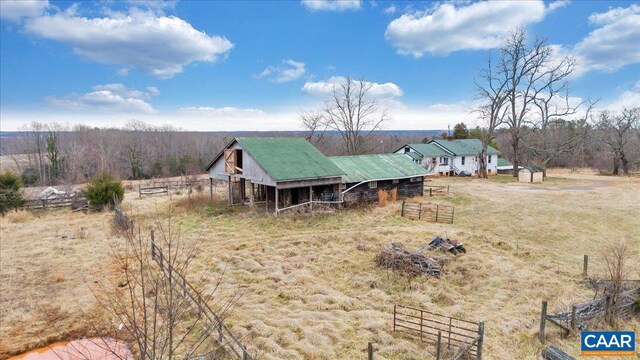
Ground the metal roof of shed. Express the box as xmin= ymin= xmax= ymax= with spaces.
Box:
xmin=236 ymin=138 xmax=344 ymax=181
xmin=329 ymin=154 xmax=429 ymax=184
xmin=430 ymin=139 xmax=500 ymax=156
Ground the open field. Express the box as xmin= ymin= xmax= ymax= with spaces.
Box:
xmin=1 ymin=172 xmax=639 ymax=359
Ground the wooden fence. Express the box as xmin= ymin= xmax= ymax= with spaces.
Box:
xmin=150 ymin=236 xmax=254 ymax=360
xmin=538 ymin=287 xmax=640 ymax=344
xmin=23 ymin=195 xmax=88 ymax=211
xmin=401 ymin=200 xmax=454 ymax=224
xmin=425 ymin=185 xmax=450 ymax=197
xmin=139 ymin=184 xmax=169 ymax=197
xmin=393 ymin=304 xmax=483 ymax=359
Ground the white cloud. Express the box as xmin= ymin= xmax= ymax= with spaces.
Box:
xmin=301 ymin=0 xmax=361 ymax=12
xmin=23 ymin=7 xmax=233 ymax=78
xmin=255 ymin=59 xmax=307 ymax=83
xmin=0 ymin=0 xmax=49 ymax=21
xmin=302 ymin=76 xmax=403 ymax=98
xmin=606 ymin=81 xmax=640 ymax=111
xmin=384 ymin=4 xmax=396 ymax=15
xmin=572 ymin=4 xmax=640 ymax=74
xmin=46 ymin=84 xmax=158 ymax=113
xmin=547 ymin=0 xmax=570 ymax=12
xmin=385 ymin=1 xmax=555 ymax=57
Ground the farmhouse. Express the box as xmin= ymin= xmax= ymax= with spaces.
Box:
xmin=518 ymin=166 xmax=545 ymax=183
xmin=395 ymin=139 xmax=500 ymax=176
xmin=329 ymin=154 xmax=429 ymax=203
xmin=205 ymin=137 xmax=344 ymax=212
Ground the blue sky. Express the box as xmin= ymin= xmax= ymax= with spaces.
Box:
xmin=1 ymin=0 xmax=639 ymax=131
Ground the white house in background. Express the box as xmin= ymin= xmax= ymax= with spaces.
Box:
xmin=394 ymin=139 xmax=501 ymax=176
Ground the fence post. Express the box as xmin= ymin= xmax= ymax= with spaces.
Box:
xmin=401 ymin=199 xmax=405 ymax=217
xmin=447 ymin=185 xmax=450 ymax=193
xmin=570 ymin=305 xmax=577 ymax=333
xmin=418 ymin=203 xmax=423 ymax=220
xmin=420 ymin=310 xmax=424 ymax=341
xmin=138 ymin=184 xmax=141 ymax=198
xmin=539 ymin=301 xmax=548 ymax=344
xmin=447 ymin=317 xmax=452 ymax=349
xmin=150 ymin=230 xmax=155 ymax=260
xmin=436 ymin=331 xmax=442 ymax=360
xmin=393 ymin=304 xmax=397 ymax=332
xmin=477 ymin=321 xmax=484 ymax=360
xmin=583 ymin=255 xmax=588 ymax=278
xmin=430 ymin=188 xmax=433 ymax=197
xmin=435 ymin=205 xmax=439 ymax=222
xmin=367 ymin=342 xmax=373 ymax=360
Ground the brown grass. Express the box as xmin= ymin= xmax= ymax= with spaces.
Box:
xmin=1 ymin=175 xmax=639 ymax=359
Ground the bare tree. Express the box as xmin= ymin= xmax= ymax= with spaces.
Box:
xmin=474 ymin=57 xmax=509 ymax=178
xmin=596 ymin=108 xmax=639 ymax=175
xmin=94 ymin=212 xmax=246 ymax=359
xmin=499 ymin=29 xmax=575 ymax=176
xmin=311 ymin=77 xmax=390 ymax=155
xmin=300 ymin=110 xmax=327 ymax=147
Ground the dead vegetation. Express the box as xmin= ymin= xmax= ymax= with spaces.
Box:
xmin=375 ymin=242 xmax=446 ymax=279
xmin=1 ymin=171 xmax=639 ymax=359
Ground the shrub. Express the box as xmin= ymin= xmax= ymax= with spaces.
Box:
xmin=21 ymin=166 xmax=40 ymax=187
xmin=85 ymin=172 xmax=125 ymax=209
xmin=0 ymin=172 xmax=24 ymax=214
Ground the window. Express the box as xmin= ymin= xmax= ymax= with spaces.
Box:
xmin=461 ymin=156 xmax=466 ymax=165
xmin=488 ymin=155 xmax=492 ymax=164
xmin=488 ymin=169 xmax=492 ymax=173
xmin=392 ymin=179 xmax=399 ymax=184
xmin=441 ymin=157 xmax=449 ymax=165
xmin=404 ymin=147 xmax=410 ymax=153
xmin=431 ymin=157 xmax=436 ymax=164
xmin=369 ymin=181 xmax=377 ymax=189
xmin=410 ymin=177 xmax=421 ymax=182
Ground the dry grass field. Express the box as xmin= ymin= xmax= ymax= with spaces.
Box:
xmin=1 ymin=172 xmax=639 ymax=359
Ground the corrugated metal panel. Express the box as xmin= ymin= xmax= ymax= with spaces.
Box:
xmin=430 ymin=139 xmax=500 ymax=155
xmin=330 ymin=154 xmax=429 ymax=183
xmin=236 ymin=138 xmax=345 ymax=182
xmin=497 ymin=158 xmax=512 ymax=167
xmin=405 ymin=151 xmax=422 ymax=160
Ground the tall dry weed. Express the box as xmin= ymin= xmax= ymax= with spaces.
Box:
xmin=378 ymin=190 xmax=388 ymax=206
xmin=390 ymin=187 xmax=397 ymax=202
xmin=3 ymin=210 xmax=33 ymax=223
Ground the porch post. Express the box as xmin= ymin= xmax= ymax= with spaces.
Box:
xmin=227 ymin=175 xmax=232 ymax=206
xmin=275 ymin=186 xmax=279 ymax=214
xmin=209 ymin=178 xmax=213 ymax=201
xmin=249 ymin=181 xmax=255 ymax=209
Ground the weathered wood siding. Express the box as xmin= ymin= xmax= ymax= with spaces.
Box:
xmin=208 ymin=142 xmax=276 ymax=186
xmin=343 ymin=178 xmax=423 ymax=204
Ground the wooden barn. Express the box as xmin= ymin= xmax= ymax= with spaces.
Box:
xmin=205 ymin=138 xmax=345 ymax=212
xmin=329 ymin=154 xmax=429 ymax=204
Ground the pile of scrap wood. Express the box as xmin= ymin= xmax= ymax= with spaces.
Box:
xmin=425 ymin=235 xmax=466 ymax=254
xmin=375 ymin=242 xmax=447 ymax=278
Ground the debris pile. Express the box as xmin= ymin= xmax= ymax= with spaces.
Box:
xmin=376 ymin=242 xmax=446 ymax=278
xmin=427 ymin=236 xmax=466 ymax=254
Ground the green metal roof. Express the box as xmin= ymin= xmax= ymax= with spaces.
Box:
xmin=405 ymin=151 xmax=422 ymax=161
xmin=404 ymin=143 xmax=451 ymax=157
xmin=497 ymin=158 xmax=512 ymax=167
xmin=236 ymin=137 xmax=345 ymax=182
xmin=430 ymin=139 xmax=500 ymax=156
xmin=329 ymin=154 xmax=429 ymax=184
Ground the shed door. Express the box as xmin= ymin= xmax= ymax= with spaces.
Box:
xmin=224 ymin=149 xmax=236 ymax=174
